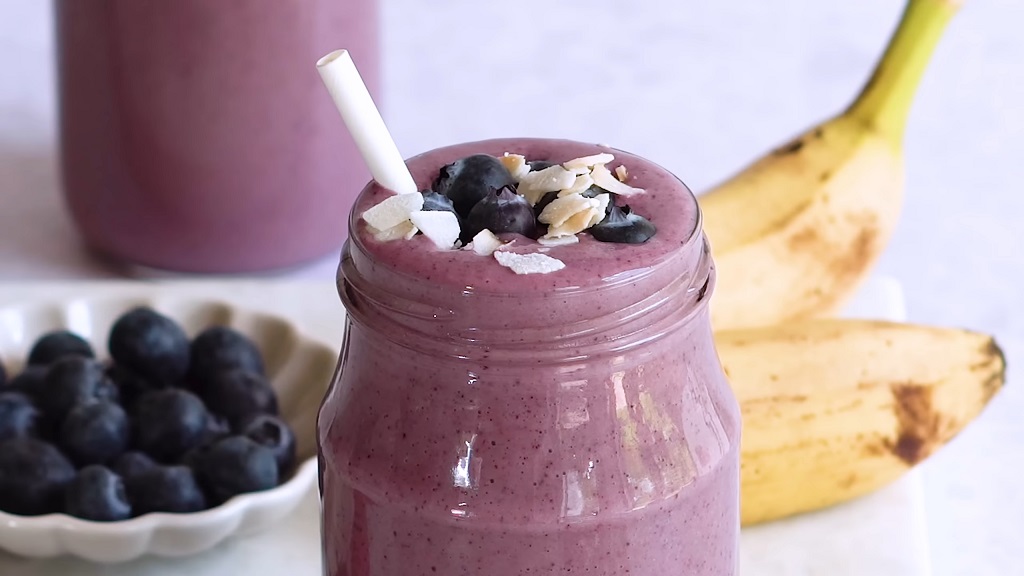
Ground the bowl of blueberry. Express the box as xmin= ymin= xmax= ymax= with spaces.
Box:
xmin=0 ymin=297 xmax=337 ymax=562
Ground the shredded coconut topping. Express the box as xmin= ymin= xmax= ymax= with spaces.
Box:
xmin=369 ymin=220 xmax=418 ymax=242
xmin=591 ymin=164 xmax=644 ymax=196
xmin=409 ymin=210 xmax=460 ymax=249
xmin=362 ymin=192 xmax=424 ymax=231
xmin=493 ymin=250 xmax=565 ymax=275
xmin=500 ymin=153 xmax=530 ymax=182
xmin=518 ymin=165 xmax=576 ymax=205
xmin=563 ymin=153 xmax=615 ymax=172
xmin=470 ymin=229 xmax=503 ymax=256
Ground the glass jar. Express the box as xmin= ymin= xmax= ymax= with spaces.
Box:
xmin=56 ymin=0 xmax=379 ymax=273
xmin=318 ymin=139 xmax=740 ymax=576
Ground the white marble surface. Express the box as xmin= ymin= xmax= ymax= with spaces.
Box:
xmin=0 ymin=1 xmax=1022 ymax=575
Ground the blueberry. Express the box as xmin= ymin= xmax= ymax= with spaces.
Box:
xmin=202 ymin=413 xmax=232 ymax=445
xmin=241 ymin=414 xmax=297 ymax=477
xmin=126 ymin=465 xmax=207 ymax=515
xmin=112 ymin=451 xmax=157 ymax=480
xmin=432 ymin=154 xmax=515 ymax=215
xmin=6 ymin=365 xmax=47 ymax=397
xmin=107 ymin=363 xmax=165 ymax=409
xmin=64 ymin=465 xmax=132 ymax=522
xmin=27 ymin=330 xmax=95 ymax=366
xmin=190 ymin=436 xmax=279 ymax=505
xmin=40 ymin=357 xmax=119 ymax=430
xmin=420 ymin=190 xmax=458 ymax=215
xmin=108 ymin=307 xmax=190 ymax=385
xmin=188 ymin=326 xmax=265 ymax=385
xmin=59 ymin=401 xmax=129 ymax=466
xmin=582 ymin=185 xmax=609 ymax=200
xmin=588 ymin=204 xmax=657 ymax=244
xmin=527 ymin=160 xmax=555 ymax=171
xmin=465 ymin=185 xmax=537 ymax=240
xmin=0 ymin=438 xmax=76 ymax=516
xmin=580 ymin=186 xmax=615 ymax=217
xmin=199 ymin=369 xmax=278 ymax=430
xmin=533 ymin=191 xmax=559 ymax=218
xmin=132 ymin=389 xmax=209 ymax=462
xmin=0 ymin=359 xmax=6 ymax=388
xmin=0 ymin=392 xmax=40 ymax=441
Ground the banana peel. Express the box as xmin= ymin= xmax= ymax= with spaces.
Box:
xmin=721 ymin=319 xmax=1005 ymax=526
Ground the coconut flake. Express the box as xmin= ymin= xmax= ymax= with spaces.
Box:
xmin=545 ymin=207 xmax=600 ymax=238
xmin=563 ymin=153 xmax=615 ymax=173
xmin=558 ymin=173 xmax=595 ymax=197
xmin=362 ymin=192 xmax=425 ymax=231
xmin=470 ymin=229 xmax=503 ymax=256
xmin=500 ymin=153 xmax=530 ymax=181
xmin=493 ymin=250 xmax=565 ymax=275
xmin=538 ymin=234 xmax=580 ymax=246
xmin=518 ymin=165 xmax=576 ymax=205
xmin=615 ymin=165 xmax=629 ymax=182
xmin=589 ymin=193 xmax=611 ymax=227
xmin=538 ymin=194 xmax=600 ymax=227
xmin=369 ymin=220 xmax=418 ymax=242
xmin=409 ymin=210 xmax=460 ymax=249
xmin=591 ymin=164 xmax=644 ymax=196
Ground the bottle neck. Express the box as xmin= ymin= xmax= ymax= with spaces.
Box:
xmin=338 ymin=233 xmax=715 ymax=363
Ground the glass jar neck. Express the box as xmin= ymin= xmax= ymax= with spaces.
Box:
xmin=338 ymin=231 xmax=714 ymax=363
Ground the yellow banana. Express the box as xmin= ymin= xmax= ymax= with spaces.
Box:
xmin=719 ymin=319 xmax=1005 ymax=526
xmin=701 ymin=0 xmax=962 ymax=330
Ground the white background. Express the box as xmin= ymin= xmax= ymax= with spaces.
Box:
xmin=0 ymin=1 xmax=1021 ymax=574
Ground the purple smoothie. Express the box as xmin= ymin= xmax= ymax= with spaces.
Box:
xmin=319 ymin=139 xmax=740 ymax=575
xmin=56 ymin=0 xmax=378 ymax=272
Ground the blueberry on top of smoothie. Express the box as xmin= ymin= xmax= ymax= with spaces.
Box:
xmin=465 ymin=185 xmax=537 ymax=240
xmin=420 ymin=190 xmax=458 ymax=215
xmin=433 ymin=154 xmax=515 ymax=215
xmin=364 ymin=149 xmax=658 ymax=274
xmin=532 ymin=191 xmax=559 ymax=218
xmin=590 ymin=203 xmax=657 ymax=244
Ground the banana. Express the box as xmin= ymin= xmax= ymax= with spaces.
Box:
xmin=701 ymin=0 xmax=962 ymax=330
xmin=719 ymin=319 xmax=1005 ymax=526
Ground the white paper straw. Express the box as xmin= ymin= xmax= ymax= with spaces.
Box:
xmin=316 ymin=49 xmax=417 ymax=195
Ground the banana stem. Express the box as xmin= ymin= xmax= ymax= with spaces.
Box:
xmin=846 ymin=0 xmax=962 ymax=146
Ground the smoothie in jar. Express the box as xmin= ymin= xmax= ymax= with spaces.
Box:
xmin=56 ymin=0 xmax=379 ymax=272
xmin=318 ymin=138 xmax=741 ymax=575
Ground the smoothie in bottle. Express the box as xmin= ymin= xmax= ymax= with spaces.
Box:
xmin=316 ymin=54 xmax=740 ymax=576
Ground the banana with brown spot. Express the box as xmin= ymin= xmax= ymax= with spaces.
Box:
xmin=719 ymin=319 xmax=1005 ymax=526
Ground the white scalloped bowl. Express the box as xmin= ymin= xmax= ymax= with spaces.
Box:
xmin=0 ymin=296 xmax=338 ymax=563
